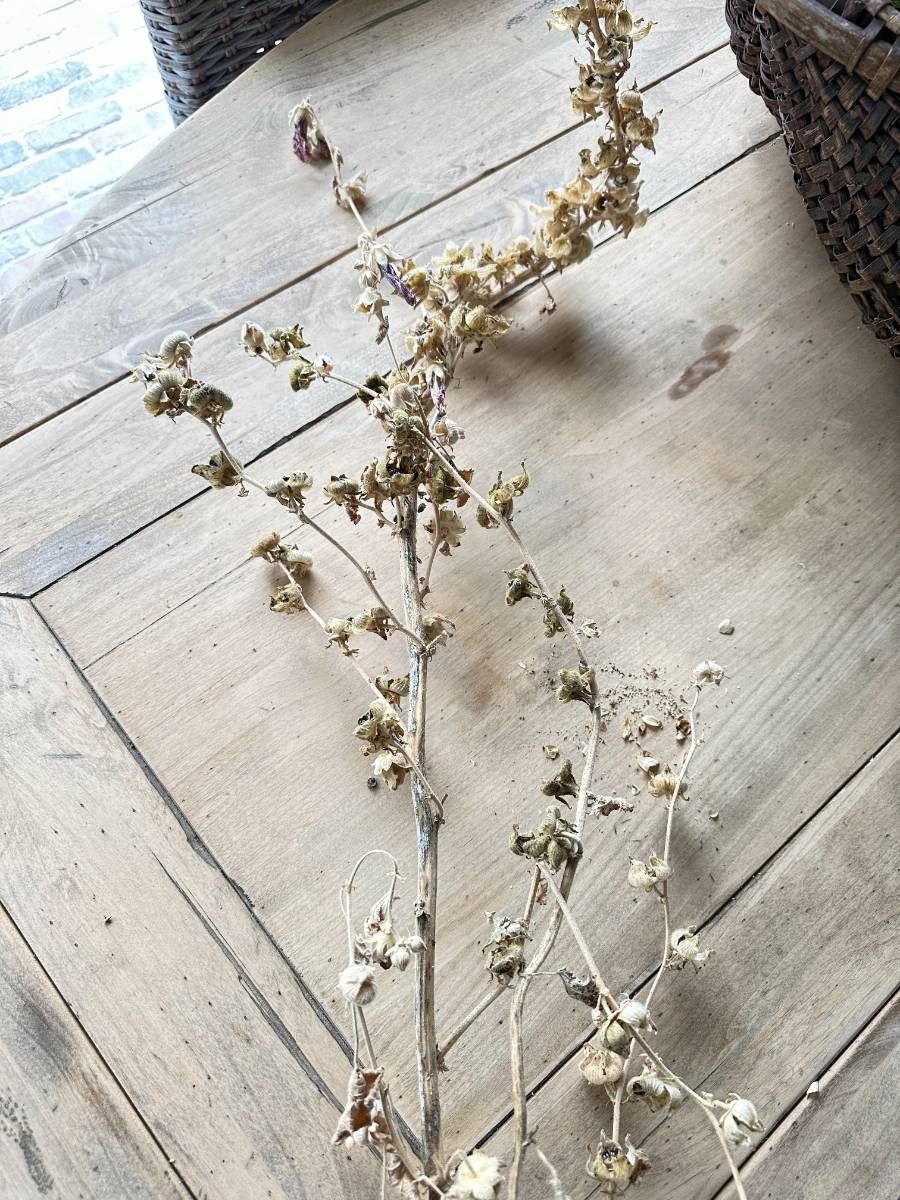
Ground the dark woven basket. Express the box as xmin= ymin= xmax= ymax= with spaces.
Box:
xmin=139 ymin=0 xmax=335 ymax=124
xmin=725 ymin=0 xmax=900 ymax=355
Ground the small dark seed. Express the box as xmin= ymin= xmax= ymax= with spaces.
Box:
xmin=367 ymin=777 xmax=379 ymax=790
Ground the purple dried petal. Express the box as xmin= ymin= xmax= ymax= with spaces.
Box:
xmin=379 ymin=262 xmax=417 ymax=307
xmin=429 ymin=374 xmax=446 ymax=414
xmin=292 ymin=121 xmax=329 ymax=164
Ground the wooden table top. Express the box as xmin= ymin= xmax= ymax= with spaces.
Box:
xmin=1 ymin=2 xmax=898 ymax=1198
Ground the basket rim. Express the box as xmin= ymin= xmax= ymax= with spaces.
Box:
xmin=756 ymin=0 xmax=900 ymax=95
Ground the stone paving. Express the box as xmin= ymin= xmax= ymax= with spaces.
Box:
xmin=0 ymin=0 xmax=173 ymax=298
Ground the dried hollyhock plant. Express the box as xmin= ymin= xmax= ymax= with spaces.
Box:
xmin=134 ymin=4 xmax=763 ymax=1197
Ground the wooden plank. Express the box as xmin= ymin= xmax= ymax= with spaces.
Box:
xmin=0 ymin=0 xmax=728 ymax=442
xmin=2 ymin=45 xmax=776 ymax=596
xmin=0 ymin=597 xmax=380 ymax=1200
xmin=480 ymin=736 xmax=900 ymax=1197
xmin=0 ymin=905 xmax=188 ymax=1200
xmin=40 ymin=142 xmax=900 ymax=1152
xmin=727 ymin=991 xmax=900 ymax=1200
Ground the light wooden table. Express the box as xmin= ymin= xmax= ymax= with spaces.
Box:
xmin=1 ymin=2 xmax=897 ymax=1198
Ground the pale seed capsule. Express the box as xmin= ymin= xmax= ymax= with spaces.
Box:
xmin=721 ymin=1094 xmax=764 ymax=1145
xmin=337 ymin=963 xmax=376 ymax=1006
xmin=578 ymin=1045 xmax=625 ymax=1087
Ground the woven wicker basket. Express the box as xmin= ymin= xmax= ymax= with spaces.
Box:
xmin=139 ymin=0 xmax=335 ymax=124
xmin=726 ymin=0 xmax=900 ymax=355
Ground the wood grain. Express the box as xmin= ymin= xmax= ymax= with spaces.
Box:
xmin=724 ymin=991 xmax=900 ymax=1200
xmin=42 ymin=143 xmax=899 ymax=1151
xmin=0 ymin=905 xmax=188 ymax=1200
xmin=0 ymin=597 xmax=380 ymax=1199
xmin=0 ymin=0 xmax=728 ymax=442
xmin=3 ymin=45 xmax=776 ymax=597
xmin=480 ymin=736 xmax=900 ymax=1198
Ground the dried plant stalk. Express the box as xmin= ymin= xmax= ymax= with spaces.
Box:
xmin=134 ymin=4 xmax=764 ymax=1197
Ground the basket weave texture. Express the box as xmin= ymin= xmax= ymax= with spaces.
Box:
xmin=726 ymin=0 xmax=900 ymax=355
xmin=139 ymin=0 xmax=335 ymax=124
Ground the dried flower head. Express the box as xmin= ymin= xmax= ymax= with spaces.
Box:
xmin=289 ymin=98 xmax=329 ymax=162
xmin=249 ymin=531 xmax=281 ymax=558
xmin=541 ymin=759 xmax=579 ymax=803
xmin=448 ymin=1150 xmax=504 ymax=1199
xmin=626 ymin=1058 xmax=684 ymax=1112
xmin=147 ymin=329 xmax=193 ymax=370
xmin=578 ymin=1044 xmax=625 ymax=1087
xmin=483 ymin=911 xmax=531 ymax=982
xmin=720 ymin=1094 xmax=764 ymax=1146
xmin=556 ymin=667 xmax=595 ymax=706
xmin=647 ymin=771 xmax=680 ymax=798
xmin=627 ymin=852 xmax=671 ymax=892
xmin=542 ymin=586 xmax=575 ymax=637
xmin=586 ymin=1134 xmax=650 ymax=1192
xmin=505 ymin=564 xmax=538 ymax=605
xmin=191 ymin=451 xmax=240 ymax=489
xmin=693 ymin=659 xmax=726 ymax=684
xmin=668 ymin=926 xmax=713 ymax=972
xmin=269 ymin=582 xmax=305 ymax=614
xmin=510 ymin=806 xmax=581 ymax=872
xmin=265 ymin=471 xmax=313 ymax=508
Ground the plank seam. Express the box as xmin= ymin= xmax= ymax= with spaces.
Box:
xmin=469 ymin=723 xmax=900 ymax=1152
xmin=0 ymin=894 xmax=199 ymax=1200
xmin=28 ymin=603 xmax=360 ymax=1079
xmin=0 ymin=39 xmax=732 ymax=454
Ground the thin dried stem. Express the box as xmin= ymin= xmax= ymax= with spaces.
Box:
xmin=398 ymin=495 xmax=443 ymax=1173
xmin=629 ymin=1032 xmax=748 ymax=1200
xmin=508 ymin=706 xmax=603 ymax=1198
xmin=612 ymin=686 xmax=702 ymax=1140
xmin=536 ymin=865 xmax=615 ymax=1011
xmin=437 ymin=983 xmax=508 ymax=1066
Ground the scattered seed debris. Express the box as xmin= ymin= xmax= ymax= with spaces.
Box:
xmin=708 ymin=808 xmax=719 ymax=820
xmin=543 ymin=744 xmax=560 ymax=760
xmin=718 ymin=618 xmax=735 ymax=635
xmin=638 ymin=755 xmax=660 ymax=774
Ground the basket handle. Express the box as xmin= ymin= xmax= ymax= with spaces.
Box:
xmin=756 ymin=0 xmax=900 ymax=96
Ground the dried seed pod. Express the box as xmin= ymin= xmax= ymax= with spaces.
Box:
xmin=668 ymin=926 xmax=713 ymax=972
xmin=556 ymin=667 xmax=595 ymax=706
xmin=578 ymin=1045 xmax=625 ymax=1087
xmin=249 ymin=531 xmax=281 ymax=558
xmin=693 ymin=659 xmax=726 ymax=684
xmin=337 ymin=963 xmax=376 ymax=1006
xmin=627 ymin=1059 xmax=684 ymax=1113
xmin=648 ymin=772 xmax=680 ymax=798
xmin=721 ymin=1094 xmax=764 ymax=1146
xmin=269 ymin=583 xmax=305 ymax=614
xmin=447 ymin=1151 xmax=504 ymax=1199
xmin=586 ymin=1134 xmax=650 ymax=1191
xmin=191 ymin=451 xmax=240 ymax=489
xmin=540 ymin=759 xmax=578 ymax=802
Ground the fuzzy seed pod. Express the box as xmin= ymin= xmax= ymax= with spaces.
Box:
xmin=337 ymin=963 xmax=376 ymax=1006
xmin=154 ymin=329 xmax=193 ymax=368
xmin=250 ymin=531 xmax=281 ymax=558
xmin=269 ymin=583 xmax=305 ymax=614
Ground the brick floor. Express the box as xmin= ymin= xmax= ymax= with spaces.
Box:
xmin=0 ymin=0 xmax=173 ymax=298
